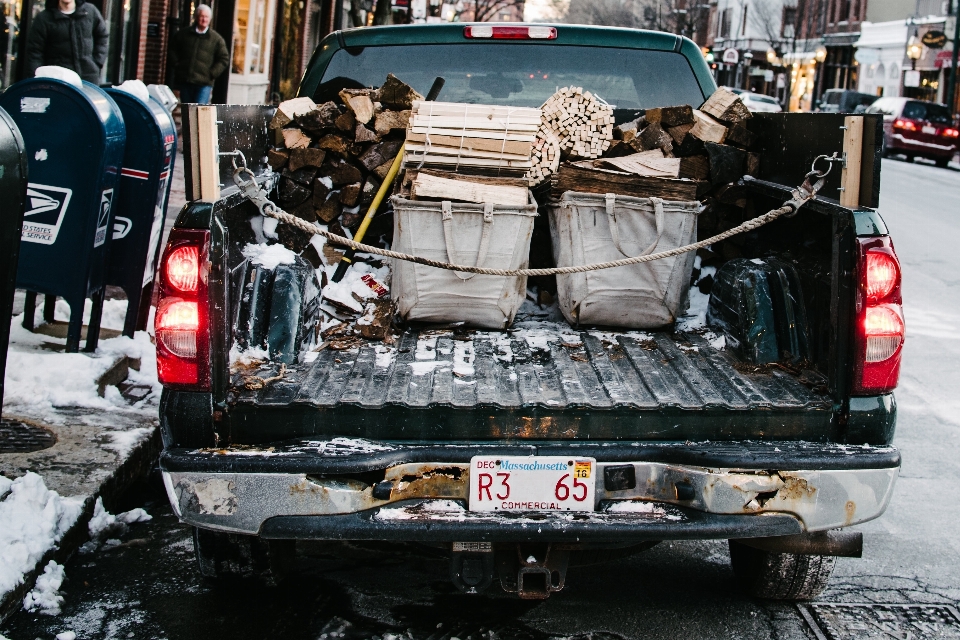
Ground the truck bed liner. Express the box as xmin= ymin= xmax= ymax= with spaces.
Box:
xmin=227 ymin=326 xmax=832 ymax=440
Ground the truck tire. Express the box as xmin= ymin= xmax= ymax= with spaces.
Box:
xmin=728 ymin=540 xmax=836 ymax=600
xmin=193 ymin=527 xmax=294 ymax=586
xmin=935 ymin=157 xmax=951 ymax=168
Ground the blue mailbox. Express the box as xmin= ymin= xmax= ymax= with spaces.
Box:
xmin=0 ymin=78 xmax=125 ymax=352
xmin=105 ymin=88 xmax=177 ymax=338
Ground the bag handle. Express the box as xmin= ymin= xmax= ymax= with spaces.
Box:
xmin=605 ymin=193 xmax=665 ymax=259
xmin=442 ymin=201 xmax=494 ymax=281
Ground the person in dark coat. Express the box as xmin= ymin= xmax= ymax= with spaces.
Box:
xmin=24 ymin=0 xmax=108 ymax=83
xmin=168 ymin=4 xmax=229 ymax=104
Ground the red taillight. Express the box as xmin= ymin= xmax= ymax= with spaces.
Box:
xmin=155 ymin=229 xmax=210 ymax=390
xmin=893 ymin=119 xmax=917 ymax=131
xmin=854 ymin=237 xmax=904 ymax=395
xmin=942 ymin=128 xmax=959 ymax=138
xmin=865 ymin=251 xmax=899 ymax=301
xmin=166 ymin=246 xmax=200 ymax=293
xmin=464 ymin=25 xmax=557 ymax=39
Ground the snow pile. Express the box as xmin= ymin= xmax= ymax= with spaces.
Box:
xmin=242 ymin=242 xmax=297 ymax=270
xmin=35 ymin=65 xmax=82 ymax=88
xmin=3 ymin=299 xmax=161 ymax=424
xmin=81 ymin=497 xmax=152 ymax=552
xmin=22 ymin=560 xmax=66 ymax=615
xmin=320 ymin=259 xmax=389 ymax=316
xmin=112 ymin=79 xmax=150 ymax=103
xmin=0 ymin=473 xmax=83 ymax=604
xmin=677 ymin=255 xmax=716 ymax=332
xmin=56 ymin=632 xmax=77 ymax=640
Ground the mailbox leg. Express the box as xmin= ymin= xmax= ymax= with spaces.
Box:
xmin=122 ymin=285 xmax=140 ymax=338
xmin=134 ymin=282 xmax=154 ymax=334
xmin=84 ymin=289 xmax=105 ymax=353
xmin=21 ymin=291 xmax=36 ymax=330
xmin=43 ymin=295 xmax=56 ymax=323
xmin=65 ymin=297 xmax=83 ymax=353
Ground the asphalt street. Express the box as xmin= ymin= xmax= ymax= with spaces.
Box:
xmin=2 ymin=157 xmax=959 ymax=640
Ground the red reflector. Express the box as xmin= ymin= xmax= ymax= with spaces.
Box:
xmin=166 ymin=245 xmax=200 ymax=293
xmin=464 ymin=25 xmax=557 ymax=39
xmin=865 ymin=251 xmax=899 ymax=302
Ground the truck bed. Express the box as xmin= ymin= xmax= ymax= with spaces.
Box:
xmin=226 ymin=324 xmax=833 ymax=442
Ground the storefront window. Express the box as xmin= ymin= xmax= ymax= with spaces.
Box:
xmin=0 ymin=0 xmax=21 ymax=89
xmin=232 ymin=0 xmax=247 ymax=74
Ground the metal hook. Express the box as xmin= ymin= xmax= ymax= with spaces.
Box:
xmin=807 ymin=153 xmax=841 ymax=180
xmin=219 ymin=149 xmax=248 ymax=171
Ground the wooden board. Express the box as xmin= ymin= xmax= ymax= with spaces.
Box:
xmin=196 ymin=105 xmax=220 ymax=201
xmin=404 ymin=143 xmax=531 ymax=162
xmin=405 ymin=132 xmax=532 ymax=156
xmin=645 ymin=105 xmax=695 ymax=127
xmin=552 ymin=164 xmax=700 ymax=201
xmin=411 ymin=171 xmax=530 ymax=206
xmin=408 ymin=126 xmax=537 ymax=142
xmin=840 ymin=115 xmax=863 ymax=208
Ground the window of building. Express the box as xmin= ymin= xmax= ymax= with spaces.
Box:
xmin=719 ymin=8 xmax=731 ymax=37
xmin=781 ymin=5 xmax=796 ymax=37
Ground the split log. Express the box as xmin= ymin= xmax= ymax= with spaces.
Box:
xmin=725 ymin=122 xmax=757 ymax=149
xmin=360 ymin=140 xmax=402 ymax=171
xmin=316 ymin=134 xmax=350 ymax=154
xmin=634 ymin=123 xmax=674 ymax=154
xmin=281 ymin=128 xmax=311 ymax=149
xmin=326 ymin=160 xmax=362 ymax=186
xmin=689 ymin=110 xmax=727 ymax=144
xmin=296 ymin=102 xmax=341 ymax=133
xmin=288 ymin=148 xmax=326 ymax=171
xmin=377 ymin=74 xmax=423 ymax=110
xmin=277 ymin=178 xmax=312 ymax=207
xmin=678 ymin=155 xmax=710 ymax=180
xmin=312 ymin=177 xmax=331 ymax=207
xmin=270 ymin=97 xmax=317 ymax=130
xmin=339 ymin=90 xmax=376 ymax=124
xmin=703 ymin=142 xmax=746 ymax=185
xmin=666 ymin=122 xmax=693 ymax=146
xmin=335 ymin=111 xmax=356 ymax=132
xmin=700 ymin=88 xmax=752 ymax=124
xmin=746 ymin=152 xmax=761 ymax=177
xmin=267 ymin=148 xmax=289 ymax=170
xmin=282 ymin=166 xmax=318 ymax=187
xmin=355 ymin=123 xmax=378 ymax=143
xmin=317 ymin=195 xmax=343 ymax=222
xmin=339 ymin=182 xmax=362 ymax=206
xmin=359 ymin=176 xmax=381 ymax=208
xmin=375 ymin=110 xmax=411 ymax=136
xmin=552 ymin=164 xmax=701 ymax=201
xmin=644 ymin=105 xmax=695 ymax=128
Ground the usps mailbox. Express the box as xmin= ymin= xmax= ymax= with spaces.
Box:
xmin=105 ymin=89 xmax=177 ymax=337
xmin=0 ymin=78 xmax=125 ymax=352
xmin=0 ymin=107 xmax=29 ymax=414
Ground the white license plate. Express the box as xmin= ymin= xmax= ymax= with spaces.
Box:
xmin=469 ymin=456 xmax=596 ymax=512
xmin=923 ymin=125 xmax=938 ymax=135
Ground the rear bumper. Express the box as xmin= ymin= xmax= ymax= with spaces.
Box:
xmin=890 ymin=133 xmax=957 ymax=156
xmin=160 ymin=439 xmax=900 ymax=541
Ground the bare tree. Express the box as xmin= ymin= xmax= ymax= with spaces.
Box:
xmin=561 ymin=0 xmax=684 ymax=32
xmin=747 ymin=0 xmax=786 ymax=46
xmin=471 ymin=0 xmax=526 ymax=21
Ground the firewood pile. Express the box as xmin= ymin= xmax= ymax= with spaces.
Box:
xmin=264 ymin=73 xmax=421 ymax=262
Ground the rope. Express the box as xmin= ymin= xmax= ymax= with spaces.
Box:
xmin=259 ymin=200 xmax=804 ymax=277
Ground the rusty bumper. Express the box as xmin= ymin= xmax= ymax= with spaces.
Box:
xmin=160 ymin=440 xmax=899 ymax=540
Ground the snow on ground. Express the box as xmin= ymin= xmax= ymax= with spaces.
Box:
xmin=2 ymin=299 xmax=161 ymax=424
xmin=22 ymin=560 xmax=66 ymax=615
xmin=0 ymin=473 xmax=83 ymax=608
xmin=80 ymin=498 xmax=152 ymax=553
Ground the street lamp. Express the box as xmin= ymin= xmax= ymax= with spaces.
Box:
xmin=907 ymin=33 xmax=923 ymax=70
xmin=814 ymin=45 xmax=827 ymax=63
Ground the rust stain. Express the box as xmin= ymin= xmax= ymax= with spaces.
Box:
xmin=845 ymin=500 xmax=857 ymax=525
xmin=385 ymin=463 xmax=470 ymax=501
xmin=777 ymin=475 xmax=817 ymax=501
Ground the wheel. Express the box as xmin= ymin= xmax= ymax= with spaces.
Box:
xmin=193 ymin=527 xmax=294 ymax=585
xmin=728 ymin=540 xmax=836 ymax=601
xmin=935 ymin=157 xmax=951 ymax=168
xmin=903 ymin=154 xmax=916 ymax=163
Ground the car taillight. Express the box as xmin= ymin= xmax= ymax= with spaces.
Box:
xmin=155 ymin=229 xmax=210 ymax=390
xmin=854 ymin=237 xmax=903 ymax=395
xmin=942 ymin=128 xmax=959 ymax=138
xmin=464 ymin=25 xmax=557 ymax=39
xmin=892 ymin=119 xmax=917 ymax=131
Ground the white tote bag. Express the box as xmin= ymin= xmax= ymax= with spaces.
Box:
xmin=391 ymin=196 xmax=537 ymax=329
xmin=549 ymin=192 xmax=700 ymax=328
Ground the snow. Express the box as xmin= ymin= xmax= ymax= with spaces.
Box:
xmin=0 ymin=473 xmax=83 ymax=606
xmin=56 ymin=633 xmax=77 ymax=640
xmin=677 ymin=260 xmax=716 ymax=332
xmin=415 ymin=335 xmax=437 ymax=360
xmin=112 ymin=79 xmax=150 ymax=103
xmin=82 ymin=498 xmax=152 ymax=553
xmin=35 ymin=65 xmax=82 ymax=87
xmin=229 ymin=345 xmax=269 ymax=368
xmin=453 ymin=340 xmax=475 ymax=377
xmin=320 ymin=259 xmax=390 ymax=316
xmin=3 ymin=299 xmax=161 ymax=424
xmin=22 ymin=560 xmax=65 ymax=615
xmin=410 ymin=361 xmax=444 ymax=376
xmin=374 ymin=345 xmax=395 ymax=369
xmin=242 ymin=242 xmax=297 ymax=270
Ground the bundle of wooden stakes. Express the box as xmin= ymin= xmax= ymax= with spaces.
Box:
xmin=403 ymin=101 xmax=540 ymax=177
xmin=527 ymin=87 xmax=615 ymax=186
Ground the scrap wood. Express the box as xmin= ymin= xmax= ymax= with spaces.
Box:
xmin=243 ymin=363 xmax=286 ymax=390
xmin=598 ymin=151 xmax=681 ymax=178
xmin=411 ymin=169 xmax=530 ymax=206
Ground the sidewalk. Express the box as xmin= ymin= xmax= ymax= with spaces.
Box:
xmin=0 ymin=141 xmax=188 ymax=626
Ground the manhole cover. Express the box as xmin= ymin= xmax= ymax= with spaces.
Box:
xmin=799 ymin=603 xmax=960 ymax=640
xmin=0 ymin=420 xmax=57 ymax=453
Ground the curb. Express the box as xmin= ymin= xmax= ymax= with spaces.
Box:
xmin=0 ymin=424 xmax=162 ymax=626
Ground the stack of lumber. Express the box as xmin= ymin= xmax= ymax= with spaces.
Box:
xmin=403 ymin=101 xmax=540 ymax=177
xmin=401 ymin=168 xmax=530 ymax=207
xmin=264 ymin=73 xmax=420 ymax=260
xmin=527 ymin=86 xmax=615 ymax=185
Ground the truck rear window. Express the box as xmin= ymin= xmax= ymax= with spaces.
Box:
xmin=314 ymin=43 xmax=705 ymax=123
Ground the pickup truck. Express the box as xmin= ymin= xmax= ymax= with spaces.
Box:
xmin=156 ymin=23 xmax=903 ymax=601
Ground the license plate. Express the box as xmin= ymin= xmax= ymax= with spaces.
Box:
xmin=923 ymin=125 xmax=938 ymax=135
xmin=469 ymin=456 xmax=596 ymax=512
